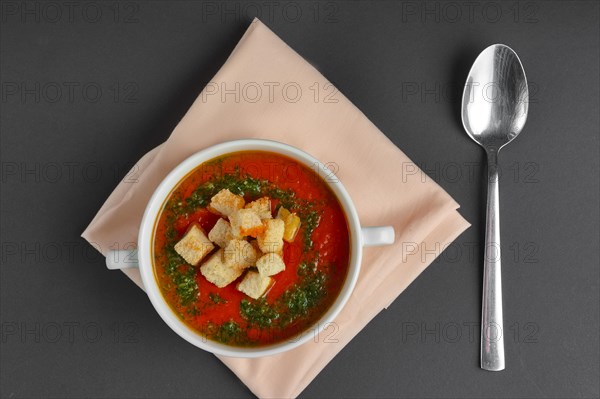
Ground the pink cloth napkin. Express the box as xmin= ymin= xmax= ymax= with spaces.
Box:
xmin=82 ymin=18 xmax=469 ymax=398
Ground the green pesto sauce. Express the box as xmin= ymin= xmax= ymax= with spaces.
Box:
xmin=302 ymin=210 xmax=321 ymax=248
xmin=205 ymin=320 xmax=245 ymax=345
xmin=209 ymin=292 xmax=227 ymax=304
xmin=240 ymin=298 xmax=280 ymax=329
xmin=164 ymin=246 xmax=199 ymax=306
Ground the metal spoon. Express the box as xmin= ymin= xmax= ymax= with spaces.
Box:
xmin=461 ymin=44 xmax=529 ymax=371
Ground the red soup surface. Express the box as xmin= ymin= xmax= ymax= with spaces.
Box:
xmin=153 ymin=151 xmax=350 ymax=346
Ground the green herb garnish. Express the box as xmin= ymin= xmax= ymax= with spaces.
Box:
xmin=209 ymin=292 xmax=227 ymax=304
xmin=164 ymin=246 xmax=199 ymax=306
xmin=210 ymin=320 xmax=243 ymax=344
xmin=240 ymin=298 xmax=280 ymax=328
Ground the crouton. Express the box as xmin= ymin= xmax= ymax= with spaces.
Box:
xmin=249 ymin=239 xmax=263 ymax=258
xmin=174 ymin=224 xmax=214 ymax=266
xmin=237 ymin=270 xmax=272 ymax=299
xmin=245 ymin=197 xmax=272 ymax=219
xmin=200 ymin=249 xmax=243 ymax=288
xmin=257 ymin=218 xmax=285 ymax=253
xmin=223 ymin=239 xmax=259 ymax=269
xmin=229 ymin=208 xmax=264 ymax=237
xmin=208 ymin=218 xmax=234 ymax=247
xmin=256 ymin=253 xmax=285 ymax=276
xmin=276 ymin=207 xmax=302 ymax=243
xmin=208 ymin=189 xmax=244 ymax=217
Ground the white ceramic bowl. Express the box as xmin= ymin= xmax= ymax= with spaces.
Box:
xmin=106 ymin=139 xmax=394 ymax=357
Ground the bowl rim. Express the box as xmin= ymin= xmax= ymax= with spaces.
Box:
xmin=137 ymin=139 xmax=362 ymax=357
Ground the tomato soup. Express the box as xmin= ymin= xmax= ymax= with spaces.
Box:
xmin=153 ymin=151 xmax=350 ymax=346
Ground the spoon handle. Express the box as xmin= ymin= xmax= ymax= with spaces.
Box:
xmin=481 ymin=151 xmax=505 ymax=371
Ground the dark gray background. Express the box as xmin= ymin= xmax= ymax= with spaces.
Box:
xmin=1 ymin=1 xmax=598 ymax=398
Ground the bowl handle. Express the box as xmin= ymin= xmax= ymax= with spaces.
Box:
xmin=104 ymin=228 xmax=395 ymax=268
xmin=106 ymin=249 xmax=139 ymax=270
xmin=361 ymin=226 xmax=395 ymax=247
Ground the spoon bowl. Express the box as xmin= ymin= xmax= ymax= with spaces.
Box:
xmin=461 ymin=44 xmax=528 ymax=372
xmin=462 ymin=44 xmax=529 ymax=151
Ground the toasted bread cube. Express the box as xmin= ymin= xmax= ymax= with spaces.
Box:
xmin=223 ymin=239 xmax=258 ymax=269
xmin=200 ymin=249 xmax=243 ymax=288
xmin=277 ymin=207 xmax=302 ymax=243
xmin=229 ymin=208 xmax=264 ymax=237
xmin=249 ymin=239 xmax=263 ymax=258
xmin=208 ymin=218 xmax=235 ymax=247
xmin=257 ymin=218 xmax=285 ymax=253
xmin=256 ymin=253 xmax=285 ymax=277
xmin=245 ymin=197 xmax=272 ymax=219
xmin=174 ymin=224 xmax=214 ymax=266
xmin=237 ymin=271 xmax=272 ymax=299
xmin=209 ymin=189 xmax=244 ymax=217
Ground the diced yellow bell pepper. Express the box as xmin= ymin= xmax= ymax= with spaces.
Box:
xmin=277 ymin=207 xmax=301 ymax=243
